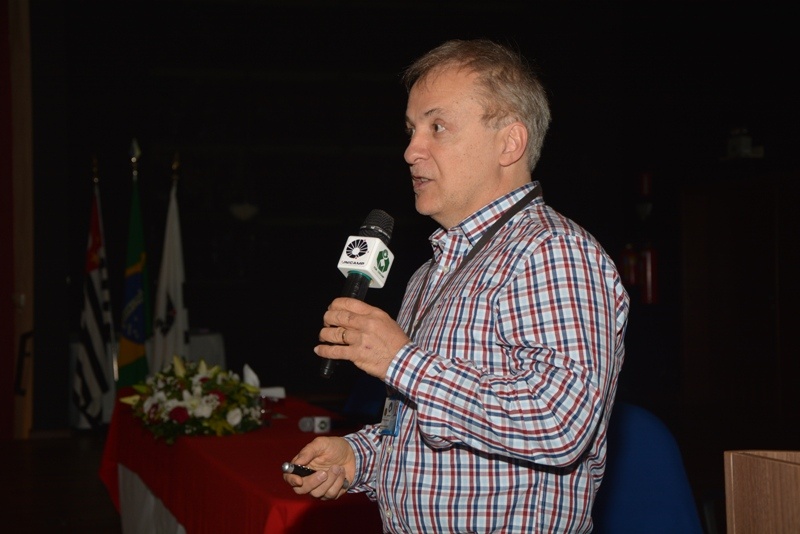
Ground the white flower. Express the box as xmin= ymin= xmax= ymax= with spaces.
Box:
xmin=143 ymin=390 xmax=167 ymax=414
xmin=195 ymin=394 xmax=219 ymax=418
xmin=182 ymin=388 xmax=199 ymax=406
xmin=226 ymin=407 xmax=243 ymax=427
xmin=243 ymin=364 xmax=260 ymax=388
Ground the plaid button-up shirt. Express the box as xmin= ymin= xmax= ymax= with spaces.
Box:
xmin=346 ymin=181 xmax=630 ymax=533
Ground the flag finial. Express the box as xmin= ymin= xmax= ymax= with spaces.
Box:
xmin=129 ymin=138 xmax=141 ymax=162
xmin=92 ymin=155 xmax=99 ymax=184
xmin=171 ymin=152 xmax=180 ymax=182
xmin=130 ymin=138 xmax=141 ymax=181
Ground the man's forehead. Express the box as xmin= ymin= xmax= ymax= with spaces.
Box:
xmin=413 ymin=63 xmax=476 ymax=90
xmin=407 ymin=68 xmax=480 ymax=117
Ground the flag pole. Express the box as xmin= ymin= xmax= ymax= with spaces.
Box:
xmin=117 ymin=138 xmax=152 ymax=387
xmin=153 ymin=149 xmax=190 ymax=372
xmin=92 ymin=155 xmax=119 ymax=383
xmin=73 ymin=155 xmax=116 ymax=427
xmin=93 ymin=156 xmax=118 ymax=422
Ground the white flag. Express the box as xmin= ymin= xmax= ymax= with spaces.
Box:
xmin=152 ymin=180 xmax=190 ymax=373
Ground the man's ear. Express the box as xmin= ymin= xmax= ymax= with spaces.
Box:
xmin=499 ymin=121 xmax=528 ymax=167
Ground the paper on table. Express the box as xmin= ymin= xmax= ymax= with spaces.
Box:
xmin=260 ymin=386 xmax=286 ymax=400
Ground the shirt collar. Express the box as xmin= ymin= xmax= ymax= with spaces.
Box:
xmin=429 ymin=181 xmax=541 ymax=260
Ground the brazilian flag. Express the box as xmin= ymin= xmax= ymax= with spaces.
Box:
xmin=117 ymin=172 xmax=151 ymax=387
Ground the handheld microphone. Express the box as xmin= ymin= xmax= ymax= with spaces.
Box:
xmin=319 ymin=209 xmax=394 ymax=379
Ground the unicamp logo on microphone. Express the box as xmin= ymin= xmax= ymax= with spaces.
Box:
xmin=345 ymin=238 xmax=369 ymax=259
xmin=337 ymin=235 xmax=394 ymax=288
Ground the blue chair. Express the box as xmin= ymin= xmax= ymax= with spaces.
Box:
xmin=592 ymin=402 xmax=705 ymax=533
xmin=342 ymin=372 xmax=386 ymax=425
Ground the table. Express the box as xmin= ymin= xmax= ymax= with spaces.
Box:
xmin=99 ymin=391 xmax=384 ymax=533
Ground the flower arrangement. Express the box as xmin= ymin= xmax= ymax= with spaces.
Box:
xmin=120 ymin=356 xmax=263 ymax=444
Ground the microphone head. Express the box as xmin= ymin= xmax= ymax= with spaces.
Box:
xmin=359 ymin=209 xmax=394 ymax=246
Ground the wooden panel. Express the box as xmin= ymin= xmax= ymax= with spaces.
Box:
xmin=4 ymin=0 xmax=35 ymax=440
xmin=724 ymin=450 xmax=800 ymax=533
xmin=681 ymin=173 xmax=778 ymax=409
xmin=680 ymin=169 xmax=800 ymax=443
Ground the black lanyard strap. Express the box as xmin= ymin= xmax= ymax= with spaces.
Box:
xmin=408 ymin=183 xmax=542 ymax=338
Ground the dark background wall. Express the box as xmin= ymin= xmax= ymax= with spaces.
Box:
xmin=26 ymin=1 xmax=800 ymax=515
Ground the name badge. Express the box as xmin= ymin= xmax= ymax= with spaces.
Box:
xmin=379 ymin=396 xmax=402 ymax=436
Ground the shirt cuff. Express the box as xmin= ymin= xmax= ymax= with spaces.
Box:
xmin=343 ymin=429 xmax=380 ymax=493
xmin=386 ymin=342 xmax=440 ymax=397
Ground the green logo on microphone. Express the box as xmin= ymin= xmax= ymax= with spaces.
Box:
xmin=376 ymin=250 xmax=391 ymax=273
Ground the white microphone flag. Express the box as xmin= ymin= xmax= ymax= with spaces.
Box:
xmin=337 ymin=235 xmax=394 ymax=288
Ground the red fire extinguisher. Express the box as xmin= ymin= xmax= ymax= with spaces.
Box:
xmin=620 ymin=242 xmax=639 ymax=288
xmin=639 ymin=240 xmax=658 ymax=305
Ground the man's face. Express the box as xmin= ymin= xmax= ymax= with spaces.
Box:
xmin=404 ymin=66 xmax=507 ymax=229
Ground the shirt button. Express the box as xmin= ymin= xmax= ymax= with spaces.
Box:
xmin=384 ymin=506 xmax=392 ymax=518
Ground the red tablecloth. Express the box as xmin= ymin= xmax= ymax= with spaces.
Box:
xmin=99 ymin=391 xmax=383 ymax=533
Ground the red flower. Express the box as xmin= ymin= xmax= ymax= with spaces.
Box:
xmin=169 ymin=406 xmax=190 ymax=424
xmin=209 ymin=390 xmax=226 ymax=404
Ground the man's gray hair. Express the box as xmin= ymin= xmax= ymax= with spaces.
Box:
xmin=402 ymin=39 xmax=551 ymax=171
